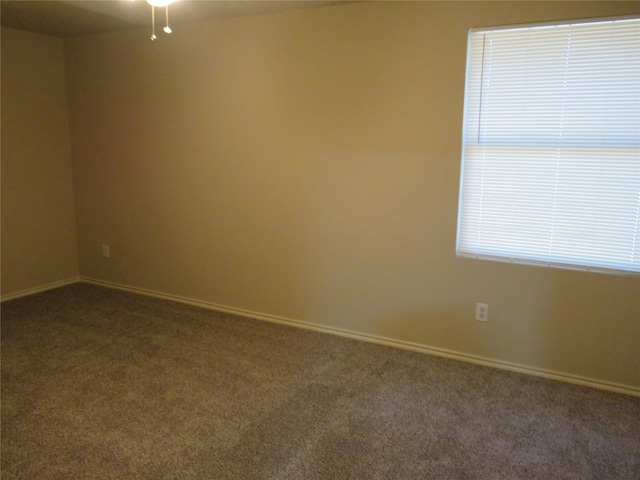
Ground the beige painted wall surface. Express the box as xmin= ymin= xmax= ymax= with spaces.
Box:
xmin=66 ymin=2 xmax=640 ymax=388
xmin=1 ymin=28 xmax=79 ymax=296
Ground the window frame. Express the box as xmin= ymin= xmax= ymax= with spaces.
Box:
xmin=456 ymin=15 xmax=640 ymax=277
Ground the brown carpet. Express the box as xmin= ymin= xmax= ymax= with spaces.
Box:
xmin=2 ymin=283 xmax=639 ymax=479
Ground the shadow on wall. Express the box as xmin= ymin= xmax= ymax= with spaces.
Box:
xmin=544 ymin=270 xmax=640 ymax=386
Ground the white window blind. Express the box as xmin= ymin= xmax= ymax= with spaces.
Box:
xmin=457 ymin=17 xmax=640 ymax=276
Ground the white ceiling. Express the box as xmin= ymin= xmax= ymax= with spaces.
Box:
xmin=1 ymin=0 xmax=351 ymax=37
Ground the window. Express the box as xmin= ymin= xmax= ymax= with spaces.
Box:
xmin=457 ymin=17 xmax=640 ymax=276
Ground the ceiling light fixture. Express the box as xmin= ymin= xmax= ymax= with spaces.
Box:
xmin=146 ymin=0 xmax=174 ymax=40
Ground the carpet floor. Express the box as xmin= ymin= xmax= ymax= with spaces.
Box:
xmin=2 ymin=283 xmax=639 ymax=479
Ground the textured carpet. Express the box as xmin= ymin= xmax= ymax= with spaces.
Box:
xmin=2 ymin=283 xmax=639 ymax=479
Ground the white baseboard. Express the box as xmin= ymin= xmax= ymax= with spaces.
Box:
xmin=81 ymin=276 xmax=640 ymax=398
xmin=1 ymin=277 xmax=81 ymax=303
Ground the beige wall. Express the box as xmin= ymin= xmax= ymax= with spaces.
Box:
xmin=1 ymin=28 xmax=79 ymax=297
xmin=64 ymin=1 xmax=639 ymax=390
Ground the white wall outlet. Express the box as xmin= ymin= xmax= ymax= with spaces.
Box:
xmin=102 ymin=245 xmax=110 ymax=258
xmin=476 ymin=303 xmax=489 ymax=322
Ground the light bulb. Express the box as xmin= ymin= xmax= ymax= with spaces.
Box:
xmin=163 ymin=26 xmax=172 ymax=34
xmin=147 ymin=0 xmax=174 ymax=7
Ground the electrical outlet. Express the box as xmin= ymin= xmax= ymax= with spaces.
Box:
xmin=476 ymin=303 xmax=489 ymax=322
xmin=102 ymin=245 xmax=110 ymax=258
